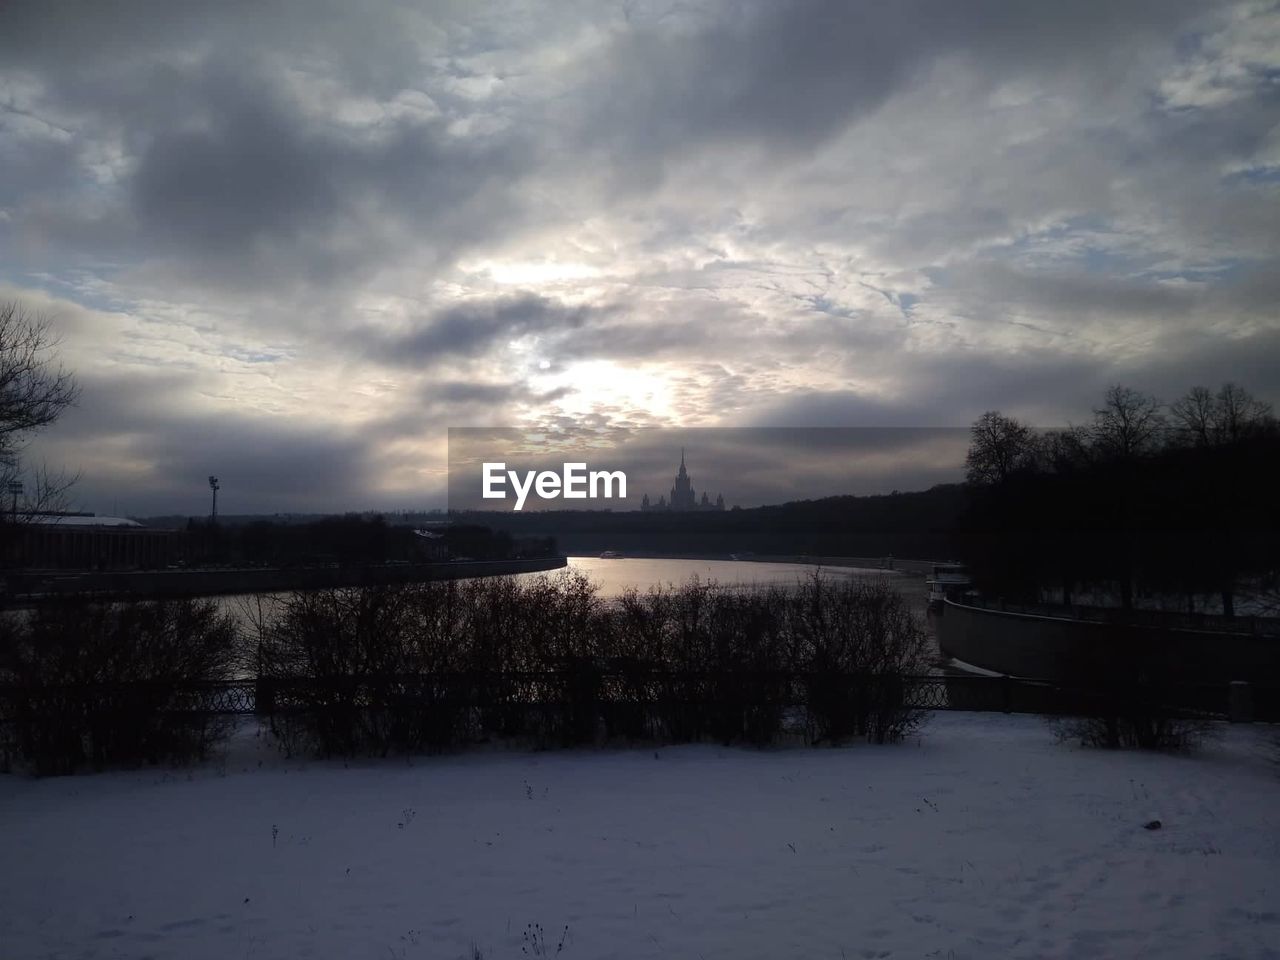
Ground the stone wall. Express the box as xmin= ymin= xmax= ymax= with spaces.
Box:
xmin=937 ymin=598 xmax=1280 ymax=685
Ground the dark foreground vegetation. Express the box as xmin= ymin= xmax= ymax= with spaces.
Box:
xmin=0 ymin=572 xmax=931 ymax=774
xmin=960 ymin=381 xmax=1280 ymax=615
xmin=0 ymin=598 xmax=237 ymax=774
xmin=249 ymin=571 xmax=930 ymax=758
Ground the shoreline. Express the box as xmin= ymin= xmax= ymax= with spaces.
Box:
xmin=1 ymin=555 xmax=567 ymax=607
xmin=572 ymin=552 xmax=942 ymax=576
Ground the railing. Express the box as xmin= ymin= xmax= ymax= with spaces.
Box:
xmin=954 ymin=596 xmax=1280 ymax=637
xmin=1 ymin=672 xmax=1254 ymax=721
xmin=6 ymin=671 xmax=1267 ymax=775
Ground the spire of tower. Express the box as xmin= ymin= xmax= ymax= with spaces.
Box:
xmin=681 ymin=447 xmax=685 ymax=468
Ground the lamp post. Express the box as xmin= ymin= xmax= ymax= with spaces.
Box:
xmin=7 ymin=479 xmax=22 ymax=522
xmin=208 ymin=475 xmax=220 ymax=524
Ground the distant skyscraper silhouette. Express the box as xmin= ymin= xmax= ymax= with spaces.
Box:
xmin=642 ymin=449 xmax=725 ymax=512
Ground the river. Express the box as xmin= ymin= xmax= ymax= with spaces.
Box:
xmin=219 ymin=555 xmax=933 ymax=642
xmin=551 ymin=555 xmax=907 ymax=598
xmin=218 ymin=556 xmax=929 ymax=609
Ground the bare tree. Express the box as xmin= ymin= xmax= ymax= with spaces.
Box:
xmin=965 ymin=411 xmax=1036 ymax=485
xmin=1170 ymin=382 xmax=1273 ymax=447
xmin=1039 ymin=425 xmax=1091 ymax=472
xmin=0 ymin=301 xmax=79 ymax=468
xmin=0 ymin=302 xmax=80 ymax=545
xmin=1090 ymin=385 xmax=1165 ymax=459
xmin=1214 ymin=382 xmax=1274 ymax=443
xmin=1168 ymin=385 xmax=1215 ymax=447
xmin=0 ymin=462 xmax=81 ymax=520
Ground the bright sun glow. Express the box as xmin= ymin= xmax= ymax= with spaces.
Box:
xmin=532 ymin=360 xmax=681 ymax=422
xmin=468 ymin=259 xmax=602 ymax=285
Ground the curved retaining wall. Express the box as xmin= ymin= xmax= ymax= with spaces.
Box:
xmin=936 ymin=598 xmax=1280 ymax=685
xmin=5 ymin=556 xmax=568 ymax=603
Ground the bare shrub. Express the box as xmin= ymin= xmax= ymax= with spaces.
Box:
xmin=1053 ymin=714 xmax=1214 ymax=751
xmin=604 ymin=578 xmax=790 ymax=745
xmin=0 ymin=597 xmax=237 ymax=774
xmin=785 ymin=573 xmax=930 ymax=744
xmin=1050 ymin=624 xmax=1217 ymax=751
xmin=257 ymin=583 xmax=469 ymax=757
xmin=606 ymin=574 xmax=926 ymax=746
xmin=252 ymin=570 xmax=930 ymax=757
xmin=1050 ymin=688 xmax=1216 ymax=751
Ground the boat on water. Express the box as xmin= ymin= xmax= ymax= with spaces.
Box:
xmin=927 ymin=563 xmax=972 ymax=607
xmin=599 ymin=550 xmax=623 ymax=559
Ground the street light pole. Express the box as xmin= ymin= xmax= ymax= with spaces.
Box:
xmin=208 ymin=475 xmax=220 ymax=524
xmin=8 ymin=479 xmax=23 ymax=522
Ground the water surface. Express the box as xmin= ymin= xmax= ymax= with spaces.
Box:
xmin=553 ymin=556 xmax=899 ymax=598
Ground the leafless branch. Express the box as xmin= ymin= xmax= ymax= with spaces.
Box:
xmin=0 ymin=301 xmax=80 ymax=465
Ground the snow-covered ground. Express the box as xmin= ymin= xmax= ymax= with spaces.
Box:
xmin=2 ymin=714 xmax=1277 ymax=960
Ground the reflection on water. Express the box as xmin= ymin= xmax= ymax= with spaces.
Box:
xmin=549 ymin=556 xmax=897 ymax=598
xmin=552 ymin=557 xmax=936 ymax=659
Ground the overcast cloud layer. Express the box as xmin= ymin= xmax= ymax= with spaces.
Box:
xmin=2 ymin=0 xmax=1278 ymax=514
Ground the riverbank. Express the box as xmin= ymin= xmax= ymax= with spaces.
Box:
xmin=748 ymin=553 xmax=945 ymax=575
xmin=563 ymin=551 xmax=942 ymax=574
xmin=1 ymin=556 xmax=567 ymax=606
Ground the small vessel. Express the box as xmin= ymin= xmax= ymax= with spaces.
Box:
xmin=599 ymin=550 xmax=622 ymax=559
xmin=927 ymin=563 xmax=972 ymax=607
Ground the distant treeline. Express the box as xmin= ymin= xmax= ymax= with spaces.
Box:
xmin=454 ymin=484 xmax=966 ymax=558
xmin=958 ymin=383 xmax=1280 ymax=613
xmin=186 ymin=515 xmax=556 ymax=566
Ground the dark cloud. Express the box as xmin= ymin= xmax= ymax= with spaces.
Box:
xmin=130 ymin=83 xmax=337 ymax=253
xmin=0 ymin=1 xmax=424 ymax=89
xmin=132 ymin=417 xmax=377 ymax=516
xmin=35 ymin=70 xmax=526 ymax=295
xmin=586 ymin=0 xmax=1206 ymax=166
xmin=1110 ymin=328 xmax=1280 ymax=407
xmin=934 ymin=261 xmax=1199 ymax=321
xmin=747 ymin=326 xmax=1280 ymax=429
xmin=0 ymin=5 xmax=537 ymax=303
xmin=368 ymin=295 xmax=599 ymax=363
xmin=433 ymin=381 xmax=573 ymax=406
xmin=35 ymin=371 xmax=381 ymax=515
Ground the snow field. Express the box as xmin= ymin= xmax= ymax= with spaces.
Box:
xmin=1 ymin=713 xmax=1277 ymax=960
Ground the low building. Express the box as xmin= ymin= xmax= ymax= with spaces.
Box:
xmin=412 ymin=528 xmax=448 ymax=561
xmin=3 ymin=513 xmax=186 ymax=570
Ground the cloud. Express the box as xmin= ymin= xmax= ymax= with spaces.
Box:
xmin=24 ymin=366 xmax=383 ymax=514
xmin=0 ymin=1 xmax=1276 ymax=513
xmin=367 ymin=294 xmax=599 ymax=364
xmin=579 ymin=0 xmax=1206 ymax=176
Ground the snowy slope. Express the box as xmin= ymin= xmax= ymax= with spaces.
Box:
xmin=2 ymin=713 xmax=1277 ymax=960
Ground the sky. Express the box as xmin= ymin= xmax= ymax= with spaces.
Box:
xmin=1 ymin=1 xmax=1278 ymax=516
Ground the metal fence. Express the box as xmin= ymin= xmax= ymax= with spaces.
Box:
xmin=3 ymin=671 xmax=1259 ymax=721
xmin=960 ymin=596 xmax=1280 ymax=637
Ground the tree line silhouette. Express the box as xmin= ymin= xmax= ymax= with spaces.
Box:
xmin=957 ymin=383 xmax=1280 ymax=616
